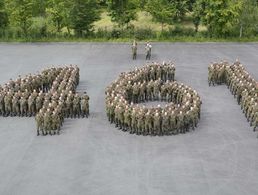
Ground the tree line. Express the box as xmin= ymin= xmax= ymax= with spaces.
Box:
xmin=0 ymin=0 xmax=258 ymax=40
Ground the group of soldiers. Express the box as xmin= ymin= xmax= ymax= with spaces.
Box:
xmin=208 ymin=60 xmax=258 ymax=134
xmin=0 ymin=66 xmax=90 ymax=136
xmin=106 ymin=62 xmax=202 ymax=136
xmin=131 ymin=40 xmax=152 ymax=60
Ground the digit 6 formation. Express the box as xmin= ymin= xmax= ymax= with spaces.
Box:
xmin=0 ymin=66 xmax=90 ymax=136
xmin=208 ymin=60 xmax=258 ymax=132
xmin=105 ymin=62 xmax=202 ymax=136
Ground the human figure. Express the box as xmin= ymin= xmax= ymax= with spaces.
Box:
xmin=145 ymin=41 xmax=152 ymax=60
xmin=132 ymin=40 xmax=137 ymax=60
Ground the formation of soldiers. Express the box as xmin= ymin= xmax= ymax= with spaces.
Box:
xmin=208 ymin=60 xmax=258 ymax=133
xmin=0 ymin=66 xmax=90 ymax=136
xmin=106 ymin=62 xmax=202 ymax=136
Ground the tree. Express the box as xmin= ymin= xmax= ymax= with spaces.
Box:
xmin=192 ymin=0 xmax=206 ymax=32
xmin=46 ymin=0 xmax=71 ymax=33
xmin=107 ymin=0 xmax=138 ymax=28
xmin=238 ymin=0 xmax=258 ymax=38
xmin=146 ymin=0 xmax=175 ymax=31
xmin=169 ymin=0 xmax=189 ymax=22
xmin=187 ymin=0 xmax=196 ymax=12
xmin=0 ymin=0 xmax=8 ymax=28
xmin=139 ymin=0 xmax=147 ymax=8
xmin=196 ymin=0 xmax=241 ymax=37
xmin=32 ymin=0 xmax=47 ymax=17
xmin=69 ymin=0 xmax=101 ymax=37
xmin=5 ymin=0 xmax=34 ymax=36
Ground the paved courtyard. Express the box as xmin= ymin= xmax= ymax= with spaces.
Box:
xmin=0 ymin=42 xmax=258 ymax=195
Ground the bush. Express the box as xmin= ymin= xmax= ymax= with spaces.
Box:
xmin=95 ymin=28 xmax=110 ymax=39
xmin=134 ymin=28 xmax=156 ymax=40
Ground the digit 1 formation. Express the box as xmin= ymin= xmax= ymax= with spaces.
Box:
xmin=0 ymin=66 xmax=90 ymax=136
xmin=105 ymin=62 xmax=202 ymax=136
xmin=208 ymin=60 xmax=258 ymax=133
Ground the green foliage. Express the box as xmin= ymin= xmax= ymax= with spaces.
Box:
xmin=107 ymin=0 xmax=138 ymax=28
xmin=32 ymin=0 xmax=47 ymax=16
xmin=169 ymin=0 xmax=189 ymax=22
xmin=29 ymin=17 xmax=48 ymax=38
xmin=146 ymin=0 xmax=175 ymax=30
xmin=159 ymin=25 xmax=196 ymax=39
xmin=0 ymin=0 xmax=258 ymax=41
xmin=46 ymin=0 xmax=71 ymax=33
xmin=237 ymin=0 xmax=258 ymax=38
xmin=197 ymin=0 xmax=241 ymax=37
xmin=146 ymin=0 xmax=193 ymax=24
xmin=0 ymin=0 xmax=8 ymax=28
xmin=192 ymin=0 xmax=206 ymax=32
xmin=5 ymin=0 xmax=34 ymax=35
xmin=69 ymin=0 xmax=101 ymax=37
xmin=187 ymin=0 xmax=196 ymax=12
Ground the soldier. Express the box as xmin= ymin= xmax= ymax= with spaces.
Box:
xmin=253 ymin=110 xmax=258 ymax=132
xmin=55 ymin=111 xmax=62 ymax=135
xmin=162 ymin=112 xmax=170 ymax=135
xmin=12 ymin=94 xmax=20 ymax=116
xmin=130 ymin=108 xmax=137 ymax=134
xmin=160 ymin=84 xmax=167 ymax=101
xmin=51 ymin=111 xmax=59 ymax=135
xmin=156 ymin=65 xmax=162 ymax=80
xmin=136 ymin=110 xmax=145 ymax=135
xmin=139 ymin=82 xmax=146 ymax=102
xmin=73 ymin=93 xmax=81 ymax=118
xmin=153 ymin=112 xmax=161 ymax=136
xmin=177 ymin=111 xmax=184 ymax=133
xmin=250 ymin=102 xmax=258 ymax=126
xmin=218 ymin=65 xmax=225 ymax=84
xmin=28 ymin=95 xmax=36 ymax=116
xmin=169 ymin=110 xmax=177 ymax=134
xmin=132 ymin=40 xmax=137 ymax=60
xmin=184 ymin=111 xmax=190 ymax=132
xmin=114 ymin=105 xmax=120 ymax=129
xmin=65 ymin=94 xmax=73 ymax=118
xmin=145 ymin=111 xmax=153 ymax=135
xmin=36 ymin=95 xmax=43 ymax=113
xmin=132 ymin=83 xmax=140 ymax=103
xmin=146 ymin=80 xmax=154 ymax=101
xmin=118 ymin=106 xmax=124 ymax=130
xmin=208 ymin=65 xmax=215 ymax=86
xmin=125 ymin=81 xmax=133 ymax=101
xmin=82 ymin=92 xmax=90 ymax=117
xmin=4 ymin=92 xmax=12 ymax=116
xmin=44 ymin=110 xmax=51 ymax=135
xmin=35 ymin=110 xmax=44 ymax=136
xmin=123 ymin=106 xmax=131 ymax=131
xmin=145 ymin=41 xmax=152 ymax=60
xmin=109 ymin=103 xmax=115 ymax=124
xmin=0 ymin=91 xmax=5 ymax=116
xmin=81 ymin=95 xmax=89 ymax=118
xmin=153 ymin=80 xmax=161 ymax=100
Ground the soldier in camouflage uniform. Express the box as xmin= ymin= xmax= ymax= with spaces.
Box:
xmin=153 ymin=112 xmax=161 ymax=136
xmin=35 ymin=110 xmax=44 ymax=136
xmin=132 ymin=40 xmax=137 ymax=60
